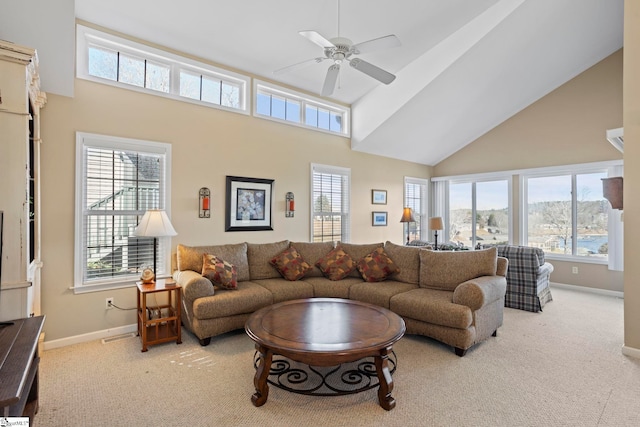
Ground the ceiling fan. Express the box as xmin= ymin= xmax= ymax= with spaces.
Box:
xmin=274 ymin=3 xmax=401 ymax=97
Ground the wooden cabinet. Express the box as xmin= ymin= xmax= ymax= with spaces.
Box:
xmin=0 ymin=40 xmax=46 ymax=321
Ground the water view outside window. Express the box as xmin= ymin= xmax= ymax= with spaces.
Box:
xmin=449 ymin=180 xmax=509 ymax=248
xmin=527 ymin=173 xmax=608 ymax=258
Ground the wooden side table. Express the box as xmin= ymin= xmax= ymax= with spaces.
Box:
xmin=136 ymin=279 xmax=182 ymax=352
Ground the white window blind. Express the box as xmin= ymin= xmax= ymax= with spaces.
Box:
xmin=311 ymin=164 xmax=351 ymax=242
xmin=75 ymin=133 xmax=172 ymax=291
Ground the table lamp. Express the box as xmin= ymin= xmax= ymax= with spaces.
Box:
xmin=429 ymin=217 xmax=444 ymax=250
xmin=400 ymin=207 xmax=416 ymax=245
xmin=134 ymin=210 xmax=177 ymax=282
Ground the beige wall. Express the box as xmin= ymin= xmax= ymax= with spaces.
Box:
xmin=623 ymin=0 xmax=640 ymax=352
xmin=39 ymin=79 xmax=430 ymax=341
xmin=433 ymin=50 xmax=624 ymax=293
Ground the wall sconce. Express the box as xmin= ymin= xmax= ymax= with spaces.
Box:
xmin=286 ymin=192 xmax=295 ymax=218
xmin=199 ymin=187 xmax=210 ymax=218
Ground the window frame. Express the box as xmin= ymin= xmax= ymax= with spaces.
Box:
xmin=404 ymin=177 xmax=429 ymax=241
xmin=521 ymin=162 xmax=620 ymax=264
xmin=310 ymin=163 xmax=351 ymax=242
xmin=254 ymin=80 xmax=351 ymax=137
xmin=76 ymin=24 xmax=250 ymax=115
xmin=74 ymin=132 xmax=172 ymax=293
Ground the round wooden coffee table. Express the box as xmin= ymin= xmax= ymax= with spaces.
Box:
xmin=245 ymin=298 xmax=406 ymax=410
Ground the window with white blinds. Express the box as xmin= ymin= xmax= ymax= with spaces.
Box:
xmin=74 ymin=133 xmax=172 ymax=292
xmin=404 ymin=177 xmax=428 ymax=241
xmin=311 ymin=164 xmax=351 ymax=242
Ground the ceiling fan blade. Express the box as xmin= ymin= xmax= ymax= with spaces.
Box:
xmin=352 ymin=34 xmax=401 ymax=54
xmin=321 ymin=64 xmax=340 ymax=96
xmin=349 ymin=58 xmax=396 ymax=84
xmin=299 ymin=30 xmax=336 ymax=49
xmin=274 ymin=57 xmax=326 ymax=75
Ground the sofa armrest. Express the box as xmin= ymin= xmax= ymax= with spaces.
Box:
xmin=452 ymin=276 xmax=508 ymax=311
xmin=497 ymin=257 xmax=508 ymax=277
xmin=173 ymin=270 xmax=215 ymax=302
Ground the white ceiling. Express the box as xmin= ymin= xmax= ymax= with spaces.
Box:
xmin=75 ymin=0 xmax=623 ymax=166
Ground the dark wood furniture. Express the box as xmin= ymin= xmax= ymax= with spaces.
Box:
xmin=136 ymin=279 xmax=182 ymax=352
xmin=0 ymin=315 xmax=45 ymax=422
xmin=245 ymin=298 xmax=405 ymax=410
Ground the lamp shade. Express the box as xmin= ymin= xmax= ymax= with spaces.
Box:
xmin=429 ymin=217 xmax=444 ymax=231
xmin=400 ymin=207 xmax=416 ymax=223
xmin=134 ymin=210 xmax=177 ymax=237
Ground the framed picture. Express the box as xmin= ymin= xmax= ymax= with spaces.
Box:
xmin=225 ymin=176 xmax=274 ymax=231
xmin=372 ymin=189 xmax=387 ymax=205
xmin=372 ymin=211 xmax=388 ymax=226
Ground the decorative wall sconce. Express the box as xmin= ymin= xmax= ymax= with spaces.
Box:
xmin=199 ymin=187 xmax=211 ymax=218
xmin=286 ymin=192 xmax=295 ymax=218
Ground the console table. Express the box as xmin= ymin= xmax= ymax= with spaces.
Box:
xmin=0 ymin=315 xmax=45 ymax=422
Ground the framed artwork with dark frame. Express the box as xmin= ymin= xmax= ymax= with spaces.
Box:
xmin=372 ymin=211 xmax=388 ymax=226
xmin=225 ymin=176 xmax=274 ymax=231
xmin=372 ymin=189 xmax=387 ymax=205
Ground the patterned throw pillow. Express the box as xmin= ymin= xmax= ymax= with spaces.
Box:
xmin=202 ymin=254 xmax=238 ymax=290
xmin=315 ymin=247 xmax=356 ymax=281
xmin=357 ymin=247 xmax=400 ymax=282
xmin=269 ymin=246 xmax=312 ymax=281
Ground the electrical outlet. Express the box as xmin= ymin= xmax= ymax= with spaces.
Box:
xmin=572 ymin=266 xmax=578 ymax=274
xmin=106 ymin=297 xmax=114 ymax=310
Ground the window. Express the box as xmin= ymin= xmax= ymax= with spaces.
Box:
xmin=74 ymin=133 xmax=172 ymax=292
xmin=525 ymin=169 xmax=610 ymax=260
xmin=255 ymin=80 xmax=350 ymax=136
xmin=447 ymin=179 xmax=510 ymax=249
xmin=404 ymin=177 xmax=428 ymax=241
xmin=77 ymin=24 xmax=249 ymax=114
xmin=311 ymin=164 xmax=351 ymax=242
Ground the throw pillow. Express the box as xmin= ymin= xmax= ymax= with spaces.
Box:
xmin=315 ymin=247 xmax=356 ymax=281
xmin=202 ymin=254 xmax=238 ymax=290
xmin=357 ymin=247 xmax=400 ymax=282
xmin=270 ymin=246 xmax=313 ymax=281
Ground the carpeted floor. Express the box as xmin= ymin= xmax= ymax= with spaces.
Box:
xmin=38 ymin=287 xmax=640 ymax=426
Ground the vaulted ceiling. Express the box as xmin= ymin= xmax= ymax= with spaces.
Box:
xmin=75 ymin=0 xmax=623 ymax=165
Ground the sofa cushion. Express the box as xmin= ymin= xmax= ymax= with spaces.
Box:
xmin=384 ymin=241 xmax=422 ymax=285
xmin=290 ymin=241 xmax=335 ymax=277
xmin=420 ymin=247 xmax=498 ymax=291
xmin=247 ymin=240 xmax=290 ymax=280
xmin=315 ymin=247 xmax=356 ymax=281
xmin=253 ymin=278 xmax=314 ymax=303
xmin=349 ymin=280 xmax=418 ymax=309
xmin=192 ymin=281 xmax=273 ymax=319
xmin=270 ymin=246 xmax=312 ymax=281
xmin=202 ymin=254 xmax=238 ymax=290
xmin=302 ymin=276 xmax=364 ymax=299
xmin=177 ymin=243 xmax=250 ymax=282
xmin=356 ymin=247 xmax=400 ymax=282
xmin=390 ymin=288 xmax=473 ymax=330
xmin=338 ymin=242 xmax=384 ymax=277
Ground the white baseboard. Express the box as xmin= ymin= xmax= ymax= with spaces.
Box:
xmin=43 ymin=323 xmax=137 ymax=350
xmin=622 ymin=345 xmax=640 ymax=359
xmin=550 ymin=282 xmax=624 ymax=299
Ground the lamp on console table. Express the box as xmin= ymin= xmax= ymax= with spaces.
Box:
xmin=429 ymin=217 xmax=444 ymax=250
xmin=134 ymin=210 xmax=177 ymax=283
xmin=400 ymin=207 xmax=416 ymax=245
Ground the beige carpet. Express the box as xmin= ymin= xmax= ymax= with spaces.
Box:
xmin=38 ymin=287 xmax=640 ymax=426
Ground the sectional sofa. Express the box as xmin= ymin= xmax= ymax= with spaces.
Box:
xmin=173 ymin=240 xmax=508 ymax=356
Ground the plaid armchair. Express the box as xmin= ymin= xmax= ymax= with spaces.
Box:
xmin=495 ymin=245 xmax=553 ymax=312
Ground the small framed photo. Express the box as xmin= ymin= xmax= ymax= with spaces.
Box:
xmin=372 ymin=189 xmax=387 ymax=205
xmin=372 ymin=211 xmax=388 ymax=226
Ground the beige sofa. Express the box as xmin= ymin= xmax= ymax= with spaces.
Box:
xmin=173 ymin=240 xmax=508 ymax=356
